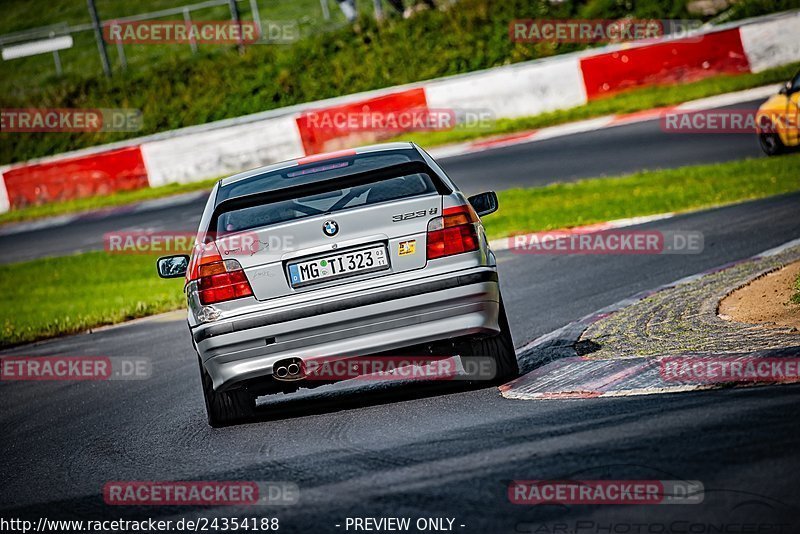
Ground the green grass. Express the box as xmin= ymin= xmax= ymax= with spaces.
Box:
xmin=0 ymin=176 xmax=219 ymax=225
xmin=483 ymin=153 xmax=800 ymax=240
xmin=2 ymin=153 xmax=798 ymax=346
xmin=392 ymin=62 xmax=800 ymax=147
xmin=0 ymin=251 xmax=185 ymax=347
xmin=792 ymin=271 xmax=800 ymax=305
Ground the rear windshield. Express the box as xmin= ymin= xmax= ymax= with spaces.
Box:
xmin=217 ymin=150 xmax=424 ymax=203
xmin=216 ymin=171 xmax=437 ymax=234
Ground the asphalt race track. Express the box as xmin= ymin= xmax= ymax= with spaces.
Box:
xmin=2 ymin=186 xmax=800 ymax=531
xmin=440 ymin=99 xmax=766 ymax=192
xmin=0 ymin=99 xmax=767 ymax=265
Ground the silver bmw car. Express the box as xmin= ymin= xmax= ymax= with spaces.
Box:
xmin=157 ymin=142 xmax=518 ymax=425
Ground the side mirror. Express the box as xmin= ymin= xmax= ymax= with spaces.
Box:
xmin=157 ymin=254 xmax=190 ymax=278
xmin=468 ymin=191 xmax=499 ymax=217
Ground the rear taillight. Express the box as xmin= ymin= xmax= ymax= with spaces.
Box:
xmin=426 ymin=205 xmax=480 ymax=260
xmin=188 ymin=242 xmax=254 ymax=305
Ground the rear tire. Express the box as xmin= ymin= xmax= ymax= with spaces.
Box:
xmin=759 ymin=133 xmax=785 ymax=156
xmin=198 ymin=356 xmax=256 ymax=427
xmin=459 ymin=298 xmax=519 ymax=382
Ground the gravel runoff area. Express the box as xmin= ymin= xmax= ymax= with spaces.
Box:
xmin=719 ymin=260 xmax=800 ymax=331
xmin=581 ymin=244 xmax=800 ymax=359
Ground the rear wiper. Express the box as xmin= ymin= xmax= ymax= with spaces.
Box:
xmin=329 ymin=186 xmax=368 ymax=211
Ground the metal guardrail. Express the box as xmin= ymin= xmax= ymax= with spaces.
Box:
xmin=0 ymin=0 xmax=281 ymax=76
xmin=0 ymin=23 xmax=71 ymax=46
xmin=0 ymin=0 xmax=245 ymax=43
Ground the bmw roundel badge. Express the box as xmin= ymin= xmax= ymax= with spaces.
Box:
xmin=323 ymin=220 xmax=339 ymax=237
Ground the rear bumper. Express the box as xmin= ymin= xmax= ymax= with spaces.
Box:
xmin=193 ymin=268 xmax=500 ymax=391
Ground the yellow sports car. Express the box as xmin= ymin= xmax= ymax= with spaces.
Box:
xmin=756 ymin=71 xmax=800 ymax=155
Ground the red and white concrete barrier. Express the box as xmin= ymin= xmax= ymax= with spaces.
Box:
xmin=0 ymin=11 xmax=798 ymax=213
xmin=0 ymin=166 xmax=10 ymax=214
xmin=739 ymin=13 xmax=800 ymax=72
xmin=294 ymin=88 xmax=429 ymax=155
xmin=140 ymin=114 xmax=304 ymax=187
xmin=425 ymin=55 xmax=587 ymax=118
xmin=1 ymin=146 xmax=148 ymax=209
xmin=579 ymin=28 xmax=751 ymax=99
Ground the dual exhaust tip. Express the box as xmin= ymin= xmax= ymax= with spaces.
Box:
xmin=273 ymin=358 xmax=303 ymax=381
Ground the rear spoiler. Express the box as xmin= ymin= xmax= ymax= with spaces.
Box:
xmin=210 ymin=160 xmax=451 ymax=231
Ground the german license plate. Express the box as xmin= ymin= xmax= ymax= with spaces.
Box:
xmin=288 ymin=246 xmax=389 ymax=287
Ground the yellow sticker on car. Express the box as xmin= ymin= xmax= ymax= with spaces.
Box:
xmin=399 ymin=240 xmax=416 ymax=256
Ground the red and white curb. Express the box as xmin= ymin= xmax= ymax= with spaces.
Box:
xmin=500 ymin=237 xmax=800 ymax=400
xmin=499 ymin=351 xmax=800 ymax=400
